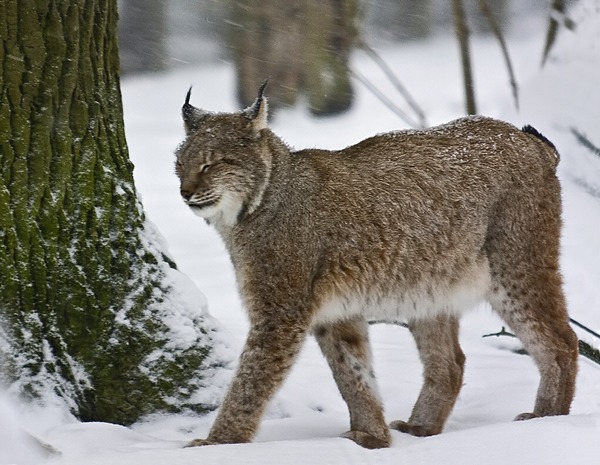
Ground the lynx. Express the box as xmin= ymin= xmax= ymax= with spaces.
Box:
xmin=176 ymin=82 xmax=578 ymax=449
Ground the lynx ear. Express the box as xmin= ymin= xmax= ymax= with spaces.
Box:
xmin=244 ymin=79 xmax=269 ymax=135
xmin=182 ymin=87 xmax=209 ymax=134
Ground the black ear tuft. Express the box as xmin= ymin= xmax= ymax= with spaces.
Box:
xmin=184 ymin=86 xmax=192 ymax=106
xmin=244 ymin=79 xmax=269 ymax=137
xmin=182 ymin=86 xmax=195 ymax=126
xmin=182 ymin=86 xmax=208 ymax=134
xmin=245 ymin=79 xmax=269 ymax=120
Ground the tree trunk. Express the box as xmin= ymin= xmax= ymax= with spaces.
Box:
xmin=452 ymin=0 xmax=477 ymax=115
xmin=118 ymin=0 xmax=167 ymax=75
xmin=229 ymin=0 xmax=305 ymax=110
xmin=0 ymin=0 xmax=223 ymax=425
xmin=383 ymin=0 xmax=432 ymax=41
xmin=304 ymin=0 xmax=358 ymax=116
xmin=228 ymin=0 xmax=359 ymax=116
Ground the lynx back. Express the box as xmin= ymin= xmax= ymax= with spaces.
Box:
xmin=175 ymin=84 xmax=578 ymax=449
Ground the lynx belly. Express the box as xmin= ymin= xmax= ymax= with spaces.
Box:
xmin=313 ymin=258 xmax=491 ymax=326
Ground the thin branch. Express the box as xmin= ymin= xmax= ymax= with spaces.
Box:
xmin=579 ymin=340 xmax=600 ymax=366
xmin=369 ymin=320 xmax=409 ymax=328
xmin=357 ymin=41 xmax=427 ymax=128
xmin=542 ymin=0 xmax=566 ymax=66
xmin=570 ymin=128 xmax=600 ymax=157
xmin=570 ymin=317 xmax=600 ymax=339
xmin=484 ymin=324 xmax=600 ymax=367
xmin=477 ymin=0 xmax=519 ymax=110
xmin=452 ymin=0 xmax=477 ymax=115
xmin=350 ymin=68 xmax=423 ymax=129
xmin=482 ymin=326 xmax=517 ymax=338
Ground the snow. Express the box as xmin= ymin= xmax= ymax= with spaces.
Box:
xmin=2 ymin=1 xmax=600 ymax=464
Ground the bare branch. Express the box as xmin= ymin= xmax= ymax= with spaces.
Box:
xmin=579 ymin=340 xmax=600 ymax=366
xmin=570 ymin=317 xmax=600 ymax=339
xmin=350 ymin=68 xmax=423 ymax=129
xmin=542 ymin=0 xmax=566 ymax=66
xmin=571 ymin=128 xmax=600 ymax=157
xmin=357 ymin=41 xmax=428 ymax=128
xmin=477 ymin=0 xmax=519 ymax=110
xmin=484 ymin=321 xmax=600 ymax=367
xmin=369 ymin=320 xmax=408 ymax=328
xmin=482 ymin=326 xmax=517 ymax=338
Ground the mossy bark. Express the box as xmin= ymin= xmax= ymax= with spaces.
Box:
xmin=0 ymin=0 xmax=220 ymax=424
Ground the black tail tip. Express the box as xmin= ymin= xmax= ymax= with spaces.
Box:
xmin=522 ymin=124 xmax=556 ymax=151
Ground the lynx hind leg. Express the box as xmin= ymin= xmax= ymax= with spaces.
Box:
xmin=313 ymin=317 xmax=391 ymax=449
xmin=486 ymin=187 xmax=578 ymax=420
xmin=390 ymin=314 xmax=465 ymax=437
xmin=488 ymin=266 xmax=578 ymax=419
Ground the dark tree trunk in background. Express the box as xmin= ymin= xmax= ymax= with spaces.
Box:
xmin=452 ymin=0 xmax=477 ymax=115
xmin=469 ymin=0 xmax=507 ymax=33
xmin=118 ymin=0 xmax=167 ymax=75
xmin=228 ymin=0 xmax=359 ymax=116
xmin=384 ymin=0 xmax=432 ymax=41
xmin=0 ymin=0 xmax=221 ymax=424
xmin=304 ymin=0 xmax=358 ymax=116
xmin=229 ymin=0 xmax=304 ymax=110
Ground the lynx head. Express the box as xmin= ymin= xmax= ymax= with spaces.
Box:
xmin=175 ymin=81 xmax=272 ymax=227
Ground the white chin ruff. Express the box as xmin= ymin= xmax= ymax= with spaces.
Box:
xmin=190 ymin=205 xmax=213 ymax=218
xmin=189 ymin=192 xmax=244 ymax=227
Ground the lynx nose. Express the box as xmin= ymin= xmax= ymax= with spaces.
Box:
xmin=180 ymin=186 xmax=193 ymax=202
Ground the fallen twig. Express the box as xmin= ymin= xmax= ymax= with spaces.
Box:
xmin=482 ymin=326 xmax=516 ymax=338
xmin=483 ymin=319 xmax=600 ymax=367
xmin=578 ymin=340 xmax=600 ymax=365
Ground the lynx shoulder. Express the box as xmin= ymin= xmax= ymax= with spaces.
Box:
xmin=176 ymin=83 xmax=578 ymax=449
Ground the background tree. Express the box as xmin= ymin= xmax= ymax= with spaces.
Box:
xmin=228 ymin=0 xmax=359 ymax=116
xmin=0 ymin=0 xmax=225 ymax=424
xmin=452 ymin=0 xmax=477 ymax=115
xmin=118 ymin=0 xmax=167 ymax=75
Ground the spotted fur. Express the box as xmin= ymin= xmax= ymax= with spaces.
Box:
xmin=176 ymin=85 xmax=578 ymax=449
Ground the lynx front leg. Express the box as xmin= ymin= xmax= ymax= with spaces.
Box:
xmin=314 ymin=317 xmax=391 ymax=449
xmin=187 ymin=313 xmax=309 ymax=447
xmin=390 ymin=314 xmax=465 ymax=437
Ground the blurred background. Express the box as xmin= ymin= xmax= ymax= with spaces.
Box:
xmin=117 ymin=0 xmax=578 ymax=120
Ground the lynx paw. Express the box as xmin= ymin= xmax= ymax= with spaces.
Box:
xmin=341 ymin=430 xmax=391 ymax=449
xmin=389 ymin=420 xmax=441 ymax=437
xmin=514 ymin=412 xmax=540 ymax=421
xmin=184 ymin=438 xmax=216 ymax=448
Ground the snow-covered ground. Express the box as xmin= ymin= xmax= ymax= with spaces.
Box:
xmin=2 ymin=2 xmax=600 ymax=464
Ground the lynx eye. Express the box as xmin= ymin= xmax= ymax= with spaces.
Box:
xmin=200 ymin=164 xmax=211 ymax=174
